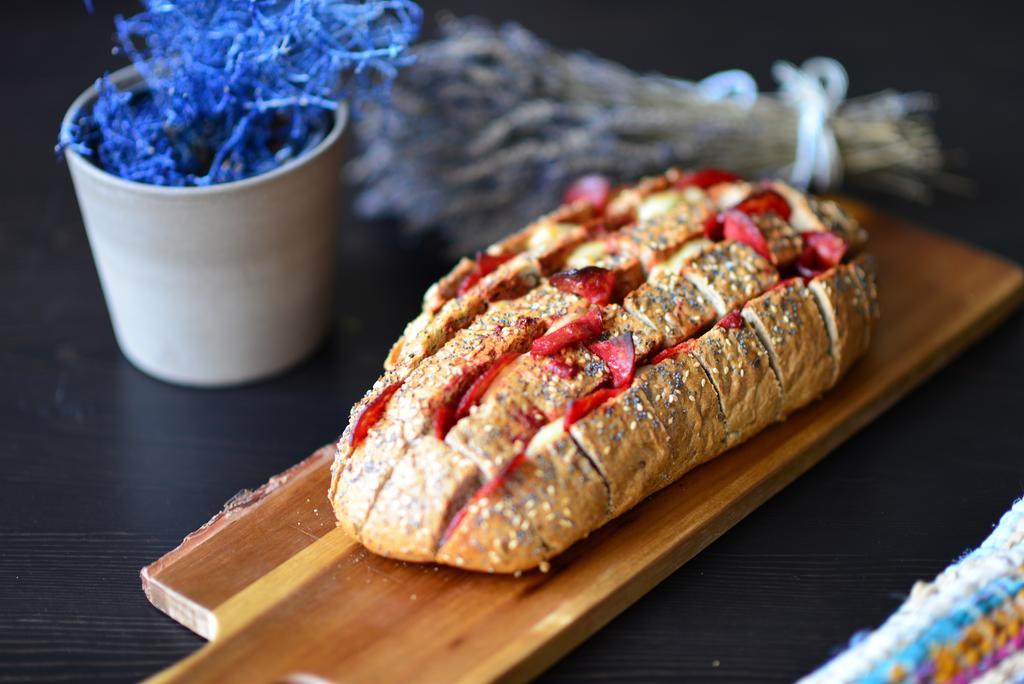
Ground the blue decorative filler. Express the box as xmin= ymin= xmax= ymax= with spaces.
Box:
xmin=59 ymin=0 xmax=422 ymax=186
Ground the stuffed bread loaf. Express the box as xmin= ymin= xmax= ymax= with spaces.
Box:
xmin=329 ymin=168 xmax=878 ymax=573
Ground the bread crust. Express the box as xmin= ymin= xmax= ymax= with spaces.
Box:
xmin=360 ymin=436 xmax=481 ymax=562
xmin=597 ymin=304 xmax=663 ymax=360
xmin=637 ymin=355 xmax=728 ymax=478
xmin=625 ymin=272 xmax=716 ymax=346
xmin=332 ymin=173 xmax=877 ymax=573
xmin=613 ymin=199 xmax=710 ymax=270
xmin=809 ymin=262 xmax=875 ymax=383
xmin=386 ymin=255 xmax=542 ymax=370
xmin=437 ymin=426 xmax=609 ymax=572
xmin=742 ymin=280 xmax=834 ymax=415
xmin=480 ymin=348 xmax=609 ymax=420
xmin=690 ymin=321 xmax=782 ymax=446
xmin=332 ymin=420 xmax=408 ymax=538
xmin=568 ymin=383 xmax=675 ymax=517
xmin=684 ymin=241 xmax=778 ymax=315
xmin=752 ymin=213 xmax=803 ymax=267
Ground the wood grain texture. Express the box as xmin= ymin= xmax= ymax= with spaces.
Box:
xmin=139 ymin=202 xmax=1023 ymax=684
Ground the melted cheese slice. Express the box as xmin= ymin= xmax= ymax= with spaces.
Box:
xmin=637 ymin=190 xmax=684 ymax=222
xmin=649 ymin=237 xmax=713 ymax=278
xmin=527 ymin=222 xmax=579 ymax=250
xmin=564 ymin=240 xmax=609 ymax=269
xmin=709 ymin=181 xmax=751 ymax=210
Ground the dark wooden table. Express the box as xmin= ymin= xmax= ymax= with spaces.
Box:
xmin=2 ymin=1 xmax=1022 ymax=682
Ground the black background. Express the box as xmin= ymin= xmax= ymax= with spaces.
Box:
xmin=2 ymin=1 xmax=1023 ymax=681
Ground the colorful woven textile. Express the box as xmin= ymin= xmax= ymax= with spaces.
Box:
xmin=802 ymin=499 xmax=1024 ymax=683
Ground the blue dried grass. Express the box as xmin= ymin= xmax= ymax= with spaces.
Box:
xmin=59 ymin=0 xmax=422 ymax=186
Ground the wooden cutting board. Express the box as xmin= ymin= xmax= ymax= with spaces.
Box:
xmin=142 ymin=202 xmax=1024 ymax=684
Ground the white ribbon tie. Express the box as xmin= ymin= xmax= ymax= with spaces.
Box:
xmin=773 ymin=57 xmax=848 ymax=190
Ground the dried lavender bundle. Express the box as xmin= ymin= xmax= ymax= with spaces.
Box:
xmin=60 ymin=0 xmax=422 ymax=186
xmin=350 ymin=16 xmax=944 ymax=253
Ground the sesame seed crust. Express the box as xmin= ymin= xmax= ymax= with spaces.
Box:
xmin=386 ymin=255 xmax=542 ymax=371
xmin=635 ymin=355 xmax=728 ymax=477
xmin=332 ymin=420 xmax=410 ymax=538
xmin=808 ymin=261 xmax=876 ymax=384
xmin=588 ymin=250 xmax=648 ymax=301
xmin=484 ymin=347 xmax=609 ymax=420
xmin=360 ymin=436 xmax=482 ymax=562
xmin=568 ymin=383 xmax=676 ymax=517
xmin=446 ymin=388 xmax=543 ymax=481
xmin=752 ymin=213 xmax=804 ymax=267
xmin=625 ymin=273 xmax=717 ymax=346
xmin=612 ymin=203 xmax=710 ymax=271
xmin=437 ymin=426 xmax=608 ymax=573
xmin=689 ymin=317 xmax=783 ymax=447
xmin=684 ymin=241 xmax=779 ymax=316
xmin=597 ymin=304 xmax=663 ymax=360
xmin=741 ymin=280 xmax=835 ymax=416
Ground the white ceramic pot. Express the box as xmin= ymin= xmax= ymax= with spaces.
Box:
xmin=63 ymin=67 xmax=345 ymax=387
